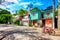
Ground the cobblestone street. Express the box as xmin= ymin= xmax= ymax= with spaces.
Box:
xmin=0 ymin=24 xmax=60 ymax=40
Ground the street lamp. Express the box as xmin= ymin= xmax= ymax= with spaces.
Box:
xmin=52 ymin=0 xmax=55 ymax=29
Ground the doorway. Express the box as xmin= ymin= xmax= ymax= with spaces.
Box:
xmin=42 ymin=20 xmax=45 ymax=27
xmin=55 ymin=17 xmax=58 ymax=28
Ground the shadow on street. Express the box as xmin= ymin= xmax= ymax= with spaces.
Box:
xmin=0 ymin=28 xmax=52 ymax=40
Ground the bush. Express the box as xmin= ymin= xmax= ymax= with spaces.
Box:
xmin=13 ymin=20 xmax=20 ymax=25
xmin=29 ymin=22 xmax=32 ymax=27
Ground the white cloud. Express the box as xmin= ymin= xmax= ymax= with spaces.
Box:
xmin=5 ymin=0 xmax=18 ymax=3
xmin=19 ymin=2 xmax=30 ymax=5
xmin=7 ymin=5 xmax=11 ymax=7
xmin=5 ymin=3 xmax=18 ymax=8
xmin=18 ymin=0 xmax=22 ymax=2
xmin=0 ymin=5 xmax=6 ymax=9
xmin=34 ymin=2 xmax=43 ymax=5
xmin=24 ymin=5 xmax=27 ymax=8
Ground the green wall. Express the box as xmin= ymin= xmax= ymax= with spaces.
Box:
xmin=29 ymin=9 xmax=41 ymax=20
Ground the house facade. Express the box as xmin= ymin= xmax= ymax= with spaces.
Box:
xmin=29 ymin=8 xmax=53 ymax=27
xmin=42 ymin=10 xmax=53 ymax=27
xmin=58 ymin=3 xmax=60 ymax=29
xmin=29 ymin=8 xmax=41 ymax=26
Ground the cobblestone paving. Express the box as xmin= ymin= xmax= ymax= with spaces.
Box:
xmin=0 ymin=24 xmax=60 ymax=40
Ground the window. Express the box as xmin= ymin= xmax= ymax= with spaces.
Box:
xmin=46 ymin=12 xmax=50 ymax=15
xmin=32 ymin=12 xmax=35 ymax=16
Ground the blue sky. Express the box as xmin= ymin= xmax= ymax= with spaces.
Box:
xmin=0 ymin=0 xmax=58 ymax=13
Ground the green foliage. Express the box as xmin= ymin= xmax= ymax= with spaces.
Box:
xmin=17 ymin=9 xmax=28 ymax=16
xmin=13 ymin=20 xmax=20 ymax=25
xmin=0 ymin=8 xmax=10 ymax=14
xmin=29 ymin=23 xmax=32 ymax=27
xmin=13 ymin=13 xmax=17 ymax=16
xmin=0 ymin=8 xmax=12 ymax=24
xmin=55 ymin=9 xmax=58 ymax=16
xmin=0 ymin=14 xmax=12 ymax=23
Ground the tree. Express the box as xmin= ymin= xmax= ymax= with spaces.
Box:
xmin=17 ymin=9 xmax=28 ymax=25
xmin=17 ymin=9 xmax=28 ymax=16
xmin=0 ymin=8 xmax=10 ymax=14
xmin=0 ymin=8 xmax=12 ymax=24
xmin=17 ymin=9 xmax=28 ymax=20
xmin=55 ymin=9 xmax=58 ymax=16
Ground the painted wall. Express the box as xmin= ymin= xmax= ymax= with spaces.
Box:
xmin=29 ymin=10 xmax=41 ymax=20
xmin=43 ymin=10 xmax=53 ymax=18
xmin=45 ymin=19 xmax=52 ymax=27
xmin=58 ymin=4 xmax=60 ymax=29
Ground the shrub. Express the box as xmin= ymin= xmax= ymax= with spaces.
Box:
xmin=13 ymin=20 xmax=20 ymax=25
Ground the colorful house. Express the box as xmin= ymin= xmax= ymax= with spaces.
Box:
xmin=29 ymin=8 xmax=41 ymax=25
xmin=42 ymin=10 xmax=53 ymax=27
xmin=29 ymin=7 xmax=55 ymax=28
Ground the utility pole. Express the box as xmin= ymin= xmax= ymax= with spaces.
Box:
xmin=52 ymin=0 xmax=55 ymax=29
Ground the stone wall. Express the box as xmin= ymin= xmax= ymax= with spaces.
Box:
xmin=58 ymin=4 xmax=60 ymax=29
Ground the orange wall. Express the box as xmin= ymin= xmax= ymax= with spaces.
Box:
xmin=45 ymin=18 xmax=52 ymax=27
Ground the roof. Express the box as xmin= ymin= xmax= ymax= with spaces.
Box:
xmin=44 ymin=6 xmax=53 ymax=10
xmin=30 ymin=7 xmax=41 ymax=12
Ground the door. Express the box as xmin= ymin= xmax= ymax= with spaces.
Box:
xmin=42 ymin=20 xmax=45 ymax=27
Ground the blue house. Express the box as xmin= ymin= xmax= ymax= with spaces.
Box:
xmin=29 ymin=8 xmax=41 ymax=20
xmin=29 ymin=7 xmax=54 ymax=27
xmin=42 ymin=9 xmax=53 ymax=27
xmin=29 ymin=8 xmax=41 ymax=26
xmin=43 ymin=10 xmax=53 ymax=18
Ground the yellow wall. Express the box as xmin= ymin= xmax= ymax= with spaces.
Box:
xmin=58 ymin=4 xmax=60 ymax=29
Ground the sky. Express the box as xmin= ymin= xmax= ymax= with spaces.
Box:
xmin=0 ymin=0 xmax=58 ymax=13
